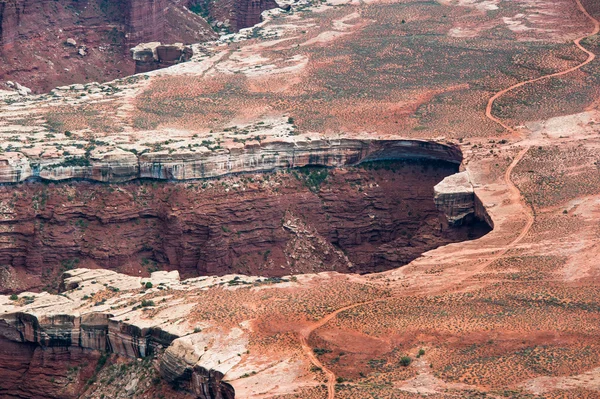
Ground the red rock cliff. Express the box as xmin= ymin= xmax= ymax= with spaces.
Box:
xmin=233 ymin=0 xmax=280 ymax=30
xmin=0 ymin=160 xmax=489 ymax=294
xmin=188 ymin=0 xmax=281 ymax=32
xmin=0 ymin=0 xmax=215 ymax=92
xmin=124 ymin=0 xmax=166 ymax=46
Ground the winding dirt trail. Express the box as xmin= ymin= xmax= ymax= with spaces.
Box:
xmin=298 ymin=2 xmax=600 ymax=398
xmin=476 ymin=145 xmax=533 ymax=269
xmin=298 ymin=146 xmax=534 ymax=399
xmin=486 ymin=0 xmax=600 ymax=135
xmin=298 ymin=300 xmax=378 ymax=399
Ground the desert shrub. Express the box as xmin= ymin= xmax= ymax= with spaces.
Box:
xmin=141 ymin=299 xmax=155 ymax=307
xmin=313 ymin=348 xmax=332 ymax=356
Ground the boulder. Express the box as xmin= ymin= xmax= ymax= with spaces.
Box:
xmin=130 ymin=42 xmax=193 ymax=73
xmin=14 ymin=82 xmax=31 ymax=96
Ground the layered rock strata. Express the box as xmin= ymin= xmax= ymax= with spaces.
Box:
xmin=188 ymin=0 xmax=282 ymax=32
xmin=0 ymin=269 xmax=254 ymax=399
xmin=434 ymin=171 xmax=493 ymax=228
xmin=0 ymin=0 xmax=215 ymax=92
xmin=0 ymin=154 xmax=490 ymax=294
xmin=0 ymin=139 xmax=461 ymax=184
xmin=233 ymin=0 xmax=281 ymax=30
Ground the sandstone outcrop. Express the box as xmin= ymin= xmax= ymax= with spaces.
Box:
xmin=0 ymin=138 xmax=461 ymax=184
xmin=0 ymin=268 xmax=266 ymax=399
xmin=131 ymin=42 xmax=194 ymax=73
xmin=160 ymin=330 xmax=242 ymax=398
xmin=434 ymin=171 xmax=493 ymax=228
xmin=434 ymin=171 xmax=476 ymax=226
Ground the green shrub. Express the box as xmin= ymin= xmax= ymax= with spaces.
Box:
xmin=400 ymin=356 xmax=412 ymax=367
xmin=9 ymin=294 xmax=18 ymax=301
xmin=145 ymin=282 xmax=153 ymax=289
xmin=55 ymin=157 xmax=91 ymax=168
xmin=141 ymin=299 xmax=155 ymax=307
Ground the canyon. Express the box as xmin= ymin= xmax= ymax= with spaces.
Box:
xmin=0 ymin=137 xmax=490 ymax=398
xmin=0 ymin=140 xmax=490 ymax=294
xmin=0 ymin=144 xmax=490 ymax=397
xmin=0 ymin=268 xmax=240 ymax=399
xmin=1 ymin=0 xmax=600 ymax=397
xmin=0 ymin=136 xmax=492 ymax=399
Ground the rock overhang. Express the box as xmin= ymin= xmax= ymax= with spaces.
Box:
xmin=0 ymin=137 xmax=463 ymax=184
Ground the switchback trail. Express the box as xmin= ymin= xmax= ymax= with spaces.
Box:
xmin=299 ymin=2 xmax=600 ymax=398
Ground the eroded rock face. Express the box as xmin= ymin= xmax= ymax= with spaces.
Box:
xmin=0 ymin=139 xmax=461 ymax=184
xmin=0 ymin=336 xmax=101 ymax=399
xmin=0 ymin=0 xmax=215 ymax=92
xmin=0 ymin=269 xmax=250 ymax=399
xmin=434 ymin=171 xmax=476 ymax=226
xmin=188 ymin=0 xmax=281 ymax=32
xmin=234 ymin=0 xmax=281 ymax=30
xmin=124 ymin=0 xmax=168 ymax=46
xmin=434 ymin=171 xmax=493 ymax=228
xmin=161 ymin=330 xmax=243 ymax=398
xmin=0 ymin=155 xmax=489 ymax=294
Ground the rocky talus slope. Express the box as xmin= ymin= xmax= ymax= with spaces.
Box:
xmin=0 ymin=0 xmax=216 ymax=92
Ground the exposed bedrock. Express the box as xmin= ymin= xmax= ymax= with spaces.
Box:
xmin=434 ymin=171 xmax=494 ymax=228
xmin=0 ymin=0 xmax=215 ymax=92
xmin=0 ymin=335 xmax=101 ymax=399
xmin=161 ymin=330 xmax=241 ymax=399
xmin=188 ymin=0 xmax=282 ymax=32
xmin=233 ymin=0 xmax=281 ymax=30
xmin=0 ymin=153 xmax=490 ymax=294
xmin=131 ymin=42 xmax=194 ymax=73
xmin=0 ymin=269 xmax=260 ymax=399
xmin=0 ymin=139 xmax=462 ymax=184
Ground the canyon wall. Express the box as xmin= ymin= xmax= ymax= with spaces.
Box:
xmin=188 ymin=0 xmax=282 ymax=32
xmin=0 ymin=157 xmax=490 ymax=294
xmin=0 ymin=335 xmax=102 ymax=399
xmin=0 ymin=139 xmax=462 ymax=184
xmin=434 ymin=171 xmax=494 ymax=228
xmin=0 ymin=269 xmax=258 ymax=399
xmin=233 ymin=0 xmax=280 ymax=30
xmin=0 ymin=0 xmax=215 ymax=92
xmin=125 ymin=0 xmax=168 ymax=46
xmin=0 ymin=140 xmax=490 ymax=294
